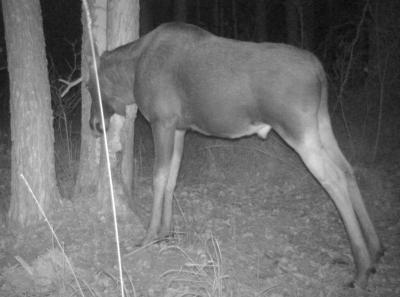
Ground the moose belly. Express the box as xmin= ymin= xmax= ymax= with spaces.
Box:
xmin=189 ymin=120 xmax=271 ymax=140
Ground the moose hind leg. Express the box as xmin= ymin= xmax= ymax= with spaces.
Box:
xmin=345 ymin=174 xmax=384 ymax=263
xmin=160 ymin=130 xmax=186 ymax=238
xmin=318 ymin=112 xmax=383 ymax=262
xmin=294 ymin=133 xmax=373 ymax=288
xmin=141 ymin=122 xmax=175 ymax=245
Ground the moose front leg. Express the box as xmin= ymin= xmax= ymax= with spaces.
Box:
xmin=121 ymin=104 xmax=138 ymax=199
xmin=160 ymin=130 xmax=186 ymax=238
xmin=140 ymin=122 xmax=175 ymax=245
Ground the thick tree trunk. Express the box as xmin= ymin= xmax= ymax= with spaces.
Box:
xmin=73 ymin=0 xmax=107 ymax=199
xmin=94 ymin=0 xmax=139 ymax=216
xmin=76 ymin=0 xmax=140 ymax=219
xmin=2 ymin=0 xmax=60 ymax=227
xmin=107 ymin=0 xmax=139 ymax=50
xmin=140 ymin=0 xmax=154 ymax=35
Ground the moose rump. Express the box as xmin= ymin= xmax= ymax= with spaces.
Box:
xmin=87 ymin=22 xmax=383 ymax=288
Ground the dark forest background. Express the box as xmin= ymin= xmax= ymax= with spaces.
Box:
xmin=0 ymin=2 xmax=399 ymax=296
xmin=0 ymin=0 xmax=399 ymax=160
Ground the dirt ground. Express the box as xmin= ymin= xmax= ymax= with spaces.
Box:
xmin=0 ymin=122 xmax=399 ymax=297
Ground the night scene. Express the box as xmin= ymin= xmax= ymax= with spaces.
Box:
xmin=0 ymin=0 xmax=399 ymax=296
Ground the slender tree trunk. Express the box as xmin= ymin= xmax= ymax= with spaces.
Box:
xmin=255 ymin=0 xmax=268 ymax=42
xmin=285 ymin=0 xmax=299 ymax=46
xmin=301 ymin=0 xmax=314 ymax=50
xmin=213 ymin=0 xmax=219 ymax=34
xmin=2 ymin=0 xmax=61 ymax=227
xmin=232 ymin=0 xmax=238 ymax=38
xmin=322 ymin=0 xmax=336 ymax=60
xmin=286 ymin=0 xmax=314 ymax=49
xmin=367 ymin=0 xmax=380 ymax=83
xmin=195 ymin=0 xmax=201 ymax=25
xmin=73 ymin=0 xmax=107 ymax=199
xmin=366 ymin=0 xmax=400 ymax=160
xmin=173 ymin=0 xmax=187 ymax=22
xmin=219 ymin=0 xmax=224 ymax=36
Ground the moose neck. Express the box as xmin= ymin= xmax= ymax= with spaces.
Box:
xmin=98 ymin=43 xmax=142 ymax=112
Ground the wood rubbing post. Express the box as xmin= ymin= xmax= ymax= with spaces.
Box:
xmin=97 ymin=107 xmax=138 ymax=218
xmin=95 ymin=0 xmax=140 ymax=217
xmin=97 ymin=114 xmax=130 ymax=216
xmin=73 ymin=0 xmax=107 ymax=199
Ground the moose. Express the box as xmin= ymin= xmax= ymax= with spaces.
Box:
xmin=87 ymin=22 xmax=383 ymax=287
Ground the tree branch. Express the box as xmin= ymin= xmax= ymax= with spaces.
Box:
xmin=59 ymin=77 xmax=82 ymax=97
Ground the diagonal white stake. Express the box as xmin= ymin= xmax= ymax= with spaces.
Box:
xmin=20 ymin=174 xmax=85 ymax=297
xmin=82 ymin=1 xmax=125 ymax=296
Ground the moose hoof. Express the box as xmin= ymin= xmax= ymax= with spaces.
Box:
xmin=373 ymin=246 xmax=385 ymax=264
xmin=347 ymin=266 xmax=377 ymax=290
xmin=159 ymin=227 xmax=173 ymax=240
xmin=136 ymin=232 xmax=160 ymax=247
xmin=345 ymin=279 xmax=367 ymax=290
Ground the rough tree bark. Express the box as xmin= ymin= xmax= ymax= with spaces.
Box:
xmin=2 ymin=0 xmax=61 ymax=227
xmin=73 ymin=0 xmax=107 ymax=199
xmin=95 ymin=0 xmax=139 ymax=216
xmin=140 ymin=0 xmax=154 ymax=36
xmin=76 ymin=0 xmax=140 ymax=220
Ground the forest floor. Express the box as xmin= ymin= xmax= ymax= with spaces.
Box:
xmin=0 ymin=116 xmax=399 ymax=297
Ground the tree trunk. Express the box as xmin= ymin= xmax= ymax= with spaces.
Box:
xmin=107 ymin=0 xmax=139 ymax=50
xmin=213 ymin=0 xmax=219 ymax=34
xmin=232 ymin=0 xmax=238 ymax=38
xmin=173 ymin=0 xmax=187 ymax=22
xmin=2 ymin=0 xmax=61 ymax=227
xmin=300 ymin=0 xmax=314 ymax=50
xmin=73 ymin=0 xmax=107 ymax=199
xmin=285 ymin=0 xmax=299 ymax=46
xmin=322 ymin=0 xmax=336 ymax=60
xmin=195 ymin=0 xmax=201 ymax=25
xmin=255 ymin=0 xmax=268 ymax=42
xmin=76 ymin=0 xmax=140 ymax=220
xmin=367 ymin=0 xmax=383 ymax=83
xmin=140 ymin=0 xmax=154 ymax=35
xmin=94 ymin=0 xmax=139 ymax=216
